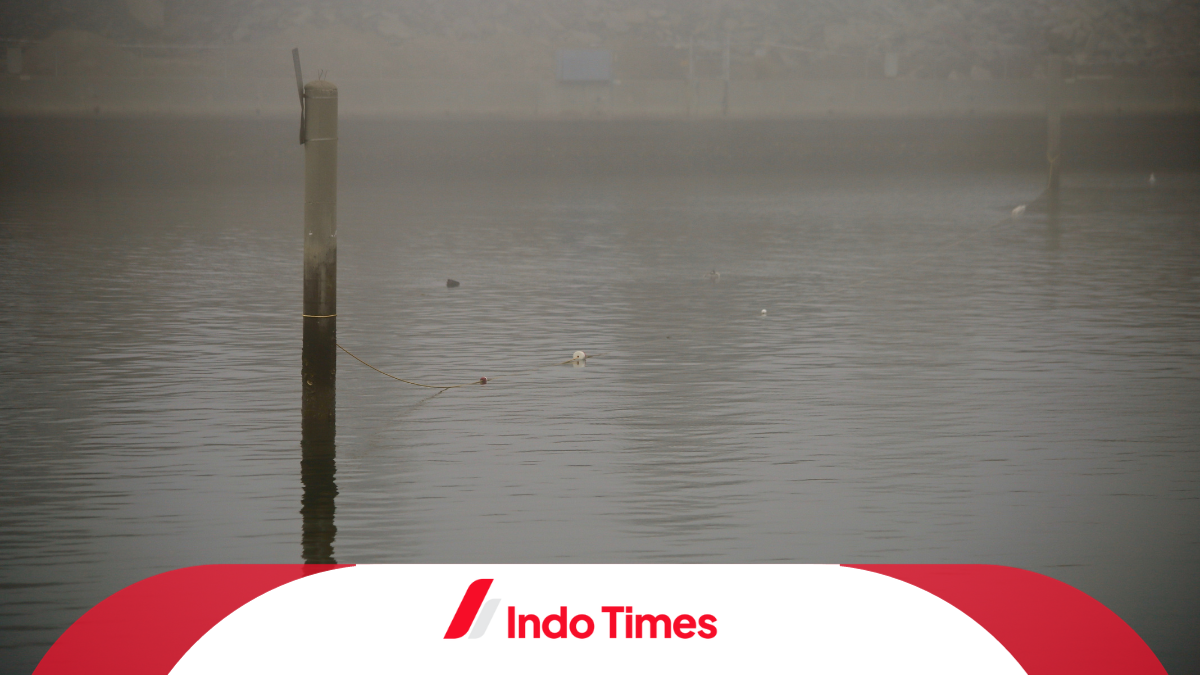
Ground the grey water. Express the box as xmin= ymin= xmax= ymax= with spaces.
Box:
xmin=1 ymin=165 xmax=1198 ymax=673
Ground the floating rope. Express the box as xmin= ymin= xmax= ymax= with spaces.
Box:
xmin=337 ymin=342 xmax=604 ymax=391
xmin=337 ymin=186 xmax=1047 ymax=390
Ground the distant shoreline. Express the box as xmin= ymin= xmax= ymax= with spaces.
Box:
xmin=3 ymin=76 xmax=1198 ymax=121
xmin=2 ymin=115 xmax=1196 ymax=181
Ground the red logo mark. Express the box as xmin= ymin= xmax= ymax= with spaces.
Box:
xmin=444 ymin=579 xmax=494 ymax=639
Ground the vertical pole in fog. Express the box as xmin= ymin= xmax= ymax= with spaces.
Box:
xmin=688 ymin=36 xmax=695 ymax=118
xmin=300 ymin=77 xmax=338 ymax=564
xmin=1046 ymin=55 xmax=1063 ymax=193
xmin=302 ymin=78 xmax=337 ymax=429
xmin=722 ymin=33 xmax=731 ymax=117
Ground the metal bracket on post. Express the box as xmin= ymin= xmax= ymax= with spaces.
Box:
xmin=293 ymin=47 xmax=306 ymax=145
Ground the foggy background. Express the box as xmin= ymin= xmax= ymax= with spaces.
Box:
xmin=2 ymin=2 xmax=1199 ymax=675
xmin=2 ymin=0 xmax=1199 ymax=80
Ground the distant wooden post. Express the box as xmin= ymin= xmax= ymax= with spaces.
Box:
xmin=722 ymin=33 xmax=731 ymax=117
xmin=688 ymin=36 xmax=695 ymax=117
xmin=1046 ymin=55 xmax=1063 ymax=193
xmin=302 ymin=79 xmax=337 ymax=432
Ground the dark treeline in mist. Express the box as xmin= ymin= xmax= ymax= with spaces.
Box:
xmin=3 ymin=0 xmax=1198 ymax=81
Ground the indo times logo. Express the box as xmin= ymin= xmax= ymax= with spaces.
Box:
xmin=444 ymin=579 xmax=718 ymax=640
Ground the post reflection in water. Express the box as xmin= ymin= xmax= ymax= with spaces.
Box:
xmin=301 ymin=420 xmax=338 ymax=564
xmin=1045 ymin=191 xmax=1062 ymax=251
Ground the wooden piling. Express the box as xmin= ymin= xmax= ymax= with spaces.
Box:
xmin=302 ymin=79 xmax=337 ymax=432
xmin=722 ymin=34 xmax=731 ymax=117
xmin=688 ymin=36 xmax=695 ymax=118
xmin=1046 ymin=55 xmax=1063 ymax=193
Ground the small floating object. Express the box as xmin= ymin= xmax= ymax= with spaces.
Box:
xmin=1149 ymin=173 xmax=1156 ymax=185
xmin=706 ymin=269 xmax=721 ymax=282
xmin=1011 ymin=204 xmax=1026 ymax=218
xmin=761 ymin=309 xmax=767 ymax=316
xmin=478 ymin=376 xmax=488 ymax=384
xmin=572 ymin=350 xmax=586 ymax=361
xmin=446 ymin=279 xmax=460 ymax=288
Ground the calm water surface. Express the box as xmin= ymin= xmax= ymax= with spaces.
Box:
xmin=1 ymin=168 xmax=1198 ymax=673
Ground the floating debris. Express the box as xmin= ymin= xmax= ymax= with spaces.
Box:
xmin=446 ymin=279 xmax=460 ymax=288
xmin=761 ymin=309 xmax=767 ymax=316
xmin=573 ymin=350 xmax=587 ymax=361
xmin=479 ymin=376 xmax=488 ymax=384
xmin=1149 ymin=173 xmax=1157 ymax=185
xmin=706 ymin=269 xmax=721 ymax=282
xmin=1012 ymin=204 xmax=1026 ymax=218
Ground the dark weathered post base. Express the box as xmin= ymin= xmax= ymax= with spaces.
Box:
xmin=301 ymin=421 xmax=337 ymax=564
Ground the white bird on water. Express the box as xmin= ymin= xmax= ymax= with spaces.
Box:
xmin=1012 ymin=204 xmax=1026 ymax=218
xmin=761 ymin=309 xmax=767 ymax=316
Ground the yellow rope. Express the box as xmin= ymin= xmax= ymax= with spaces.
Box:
xmin=334 ymin=187 xmax=1044 ymax=390
xmin=337 ymin=342 xmax=604 ymax=391
xmin=336 ymin=343 xmax=481 ymax=389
